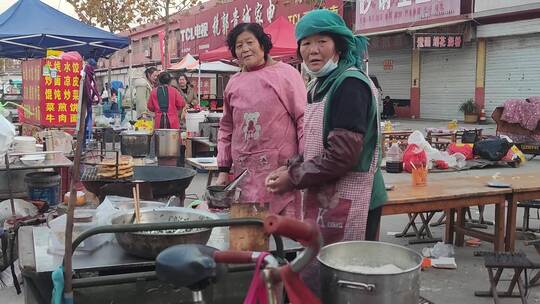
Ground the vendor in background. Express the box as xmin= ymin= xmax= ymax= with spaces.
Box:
xmin=382 ymin=95 xmax=395 ymax=119
xmin=265 ymin=10 xmax=387 ymax=292
xmin=147 ymin=72 xmax=186 ymax=129
xmin=215 ymin=22 xmax=306 ymax=218
xmin=103 ymin=89 xmax=119 ymax=118
xmin=175 ymin=73 xmax=199 ymax=109
xmin=145 ymin=67 xmax=160 ymax=89
xmin=100 ymin=82 xmax=110 ymax=103
xmin=175 ymin=73 xmax=199 ymax=131
xmin=135 ymin=67 xmax=160 ymax=116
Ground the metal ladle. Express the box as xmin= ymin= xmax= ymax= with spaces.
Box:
xmin=223 ymin=169 xmax=248 ymax=191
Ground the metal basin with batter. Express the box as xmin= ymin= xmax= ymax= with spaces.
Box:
xmin=111 ymin=207 xmax=219 ymax=259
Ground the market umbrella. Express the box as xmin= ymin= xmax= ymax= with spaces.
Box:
xmin=0 ymin=0 xmax=129 ymax=59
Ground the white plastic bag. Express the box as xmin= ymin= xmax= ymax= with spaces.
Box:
xmin=408 ymin=130 xmax=437 ymax=155
xmin=0 ymin=199 xmax=38 ymax=226
xmin=453 ymin=152 xmax=467 ymax=169
xmin=408 ymin=130 xmax=440 ymax=165
xmin=0 ymin=115 xmax=16 ymax=159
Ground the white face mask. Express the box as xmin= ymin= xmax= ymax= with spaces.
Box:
xmin=302 ymin=58 xmax=338 ymax=78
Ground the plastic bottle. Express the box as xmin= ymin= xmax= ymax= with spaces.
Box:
xmin=387 ymin=141 xmax=403 ymax=162
xmin=386 ymin=141 xmax=403 ymax=173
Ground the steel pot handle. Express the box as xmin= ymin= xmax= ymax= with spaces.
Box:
xmin=337 ymin=280 xmax=376 ymax=292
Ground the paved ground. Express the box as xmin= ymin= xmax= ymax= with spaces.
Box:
xmin=2 ymin=119 xmax=539 ymax=303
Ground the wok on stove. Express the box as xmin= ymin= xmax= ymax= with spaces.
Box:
xmin=111 ymin=207 xmax=219 ymax=259
xmin=82 ymin=166 xmax=196 ymax=201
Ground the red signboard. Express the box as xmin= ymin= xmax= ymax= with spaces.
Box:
xmin=189 ymin=77 xmax=212 ymax=96
xmin=21 ymin=59 xmax=82 ymax=127
xmin=414 ymin=33 xmax=463 ymax=49
xmin=172 ymin=0 xmax=343 ymax=58
xmin=355 ymin=0 xmax=461 ymax=33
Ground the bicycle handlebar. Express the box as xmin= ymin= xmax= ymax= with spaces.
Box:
xmin=214 ymin=251 xmax=256 ymax=264
xmin=264 ymin=215 xmax=318 ymax=247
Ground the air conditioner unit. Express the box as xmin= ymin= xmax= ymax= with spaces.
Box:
xmin=144 ymin=49 xmax=151 ymax=58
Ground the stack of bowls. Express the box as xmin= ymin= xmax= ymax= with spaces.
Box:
xmin=13 ymin=136 xmax=36 ymax=154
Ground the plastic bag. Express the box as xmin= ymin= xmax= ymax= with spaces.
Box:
xmin=473 ymin=138 xmax=512 ymax=161
xmin=407 ymin=130 xmax=433 ymax=152
xmin=453 ymin=153 xmax=467 ymax=169
xmin=0 ymin=115 xmax=16 ymax=159
xmin=422 ymin=242 xmax=454 ymax=258
xmin=95 ymin=115 xmax=113 ymax=128
xmin=448 ymin=143 xmax=474 ymax=160
xmin=408 ymin=130 xmax=440 ymax=164
xmin=0 ymin=199 xmax=38 ymax=226
xmin=403 ymin=144 xmax=427 ymax=173
xmin=502 ymin=145 xmax=526 ymax=163
xmin=60 ymin=51 xmax=82 ymax=61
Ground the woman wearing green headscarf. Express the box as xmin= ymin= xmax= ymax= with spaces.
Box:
xmin=266 ymin=9 xmax=387 ymax=257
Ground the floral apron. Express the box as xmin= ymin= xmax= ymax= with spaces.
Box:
xmin=301 ymin=79 xmax=381 ymax=293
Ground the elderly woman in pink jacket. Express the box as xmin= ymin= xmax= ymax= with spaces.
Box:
xmin=215 ymin=22 xmax=306 ymax=218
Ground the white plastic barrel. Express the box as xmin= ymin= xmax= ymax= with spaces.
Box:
xmin=186 ymin=111 xmax=207 ymax=138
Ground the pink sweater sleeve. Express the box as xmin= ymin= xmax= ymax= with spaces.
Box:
xmin=280 ymin=66 xmax=307 ymax=155
xmin=217 ymin=89 xmax=233 ymax=170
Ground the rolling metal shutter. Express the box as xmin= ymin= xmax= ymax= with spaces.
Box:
xmin=484 ymin=34 xmax=540 ymax=116
xmin=368 ymin=49 xmax=412 ymax=100
xmin=420 ymin=43 xmax=477 ymax=120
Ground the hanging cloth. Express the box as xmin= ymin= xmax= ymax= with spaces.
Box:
xmin=157 ymin=85 xmax=171 ymax=128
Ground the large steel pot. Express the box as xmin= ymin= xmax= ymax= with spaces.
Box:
xmin=154 ymin=129 xmax=180 ymax=157
xmin=111 ymin=207 xmax=219 ymax=259
xmin=318 ymin=241 xmax=422 ymax=304
xmin=120 ymin=131 xmax=153 ymax=157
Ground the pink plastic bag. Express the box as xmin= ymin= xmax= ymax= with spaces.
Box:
xmin=61 ymin=51 xmax=83 ymax=61
xmin=243 ymin=252 xmax=270 ymax=304
xmin=403 ymin=144 xmax=427 ymax=173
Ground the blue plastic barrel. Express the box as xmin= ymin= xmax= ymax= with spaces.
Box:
xmin=24 ymin=172 xmax=61 ymax=206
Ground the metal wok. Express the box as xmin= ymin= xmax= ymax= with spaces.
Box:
xmin=111 ymin=207 xmax=219 ymax=259
xmin=82 ymin=166 xmax=196 ymax=201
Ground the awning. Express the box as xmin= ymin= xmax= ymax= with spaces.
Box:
xmin=169 ymin=54 xmax=239 ymax=73
xmin=359 ymin=17 xmax=471 ymax=37
xmin=199 ymin=16 xmax=297 ymax=62
xmin=0 ymin=0 xmax=129 ymax=59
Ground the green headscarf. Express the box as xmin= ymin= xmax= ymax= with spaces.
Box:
xmin=295 ymin=9 xmax=368 ymax=95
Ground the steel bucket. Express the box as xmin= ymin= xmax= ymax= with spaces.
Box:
xmin=155 ymin=129 xmax=180 ymax=157
xmin=318 ymin=241 xmax=422 ymax=304
xmin=120 ymin=131 xmax=153 ymax=157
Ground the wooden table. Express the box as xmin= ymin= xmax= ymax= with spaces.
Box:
xmin=185 ymin=157 xmax=218 ymax=186
xmin=490 ymin=174 xmax=540 ymax=251
xmin=185 ymin=137 xmax=217 ymax=158
xmin=383 ymin=176 xmax=512 ymax=252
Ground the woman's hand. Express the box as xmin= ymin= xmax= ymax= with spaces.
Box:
xmin=265 ymin=166 xmax=294 ymax=194
xmin=215 ymin=172 xmax=230 ymax=186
